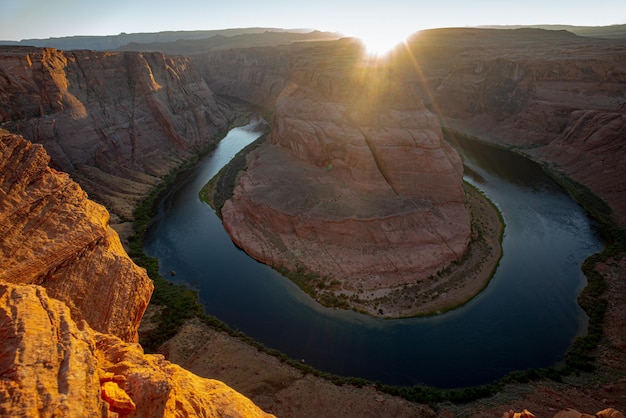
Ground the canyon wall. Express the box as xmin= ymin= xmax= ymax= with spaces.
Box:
xmin=196 ymin=47 xmax=291 ymax=107
xmin=399 ymin=28 xmax=626 ymax=224
xmin=221 ymin=41 xmax=471 ymax=292
xmin=201 ymin=30 xmax=626 ymax=226
xmin=0 ymin=46 xmax=234 ymax=222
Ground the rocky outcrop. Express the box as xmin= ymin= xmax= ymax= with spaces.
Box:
xmin=0 ymin=133 xmax=152 ymax=342
xmin=221 ymin=42 xmax=470 ymax=293
xmin=0 ymin=46 xmax=234 ymax=221
xmin=0 ymin=282 xmax=274 ymax=417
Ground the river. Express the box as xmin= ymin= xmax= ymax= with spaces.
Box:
xmin=144 ymin=118 xmax=602 ymax=389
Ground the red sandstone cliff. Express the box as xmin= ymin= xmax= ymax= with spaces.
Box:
xmin=200 ymin=30 xmax=626 ymax=226
xmin=221 ymin=42 xmax=470 ymax=293
xmin=196 ymin=47 xmax=291 ymax=107
xmin=0 ymin=46 xmax=234 ymax=222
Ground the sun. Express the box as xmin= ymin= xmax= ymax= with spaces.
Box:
xmin=356 ymin=30 xmax=411 ymax=57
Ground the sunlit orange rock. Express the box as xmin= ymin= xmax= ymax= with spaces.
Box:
xmin=597 ymin=408 xmax=626 ymax=418
xmin=0 ymin=133 xmax=152 ymax=342
xmin=503 ymin=409 xmax=536 ymax=418
xmin=100 ymin=381 xmax=136 ymax=415
xmin=0 ymin=283 xmax=275 ymax=417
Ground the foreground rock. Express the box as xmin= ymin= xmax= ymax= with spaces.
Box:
xmin=0 ymin=283 xmax=274 ymax=417
xmin=221 ymin=42 xmax=471 ymax=309
xmin=0 ymin=133 xmax=273 ymax=416
xmin=0 ymin=133 xmax=152 ymax=342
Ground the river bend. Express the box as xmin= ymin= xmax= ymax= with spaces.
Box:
xmin=145 ymin=119 xmax=602 ymax=388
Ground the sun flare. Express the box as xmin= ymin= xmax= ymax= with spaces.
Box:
xmin=356 ymin=30 xmax=411 ymax=57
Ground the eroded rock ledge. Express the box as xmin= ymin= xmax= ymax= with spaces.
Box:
xmin=0 ymin=133 xmax=152 ymax=342
xmin=220 ymin=49 xmax=473 ymax=309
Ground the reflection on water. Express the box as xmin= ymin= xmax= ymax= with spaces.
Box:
xmin=145 ymin=119 xmax=602 ymax=388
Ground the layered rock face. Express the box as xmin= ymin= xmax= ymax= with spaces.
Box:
xmin=0 ymin=133 xmax=152 ymax=342
xmin=397 ymin=28 xmax=626 ymax=224
xmin=222 ymin=43 xmax=470 ymax=290
xmin=540 ymin=110 xmax=626 ymax=221
xmin=195 ymin=47 xmax=291 ymax=107
xmin=0 ymin=46 xmax=233 ymax=221
xmin=0 ymin=283 xmax=274 ymax=417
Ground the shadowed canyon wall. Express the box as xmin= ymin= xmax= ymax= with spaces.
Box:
xmin=0 ymin=46 xmax=234 ymax=222
xmin=399 ymin=28 xmax=626 ymax=225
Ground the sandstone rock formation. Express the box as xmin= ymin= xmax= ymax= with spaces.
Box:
xmin=540 ymin=110 xmax=626 ymax=222
xmin=221 ymin=42 xmax=471 ymax=294
xmin=0 ymin=133 xmax=152 ymax=342
xmin=0 ymin=46 xmax=234 ymax=222
xmin=196 ymin=47 xmax=291 ymax=107
xmin=0 ymin=282 xmax=274 ymax=417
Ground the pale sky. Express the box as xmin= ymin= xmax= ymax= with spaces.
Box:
xmin=1 ymin=0 xmax=625 ymax=45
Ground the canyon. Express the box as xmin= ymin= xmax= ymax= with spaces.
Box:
xmin=198 ymin=28 xmax=626 ymax=225
xmin=1 ymin=27 xmax=626 ymax=417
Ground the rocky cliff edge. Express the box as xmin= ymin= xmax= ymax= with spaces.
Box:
xmin=0 ymin=282 xmax=274 ymax=417
xmin=0 ymin=133 xmax=273 ymax=416
xmin=0 ymin=133 xmax=152 ymax=342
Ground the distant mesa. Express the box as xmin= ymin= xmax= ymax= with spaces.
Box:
xmin=0 ymin=27 xmax=341 ymax=53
